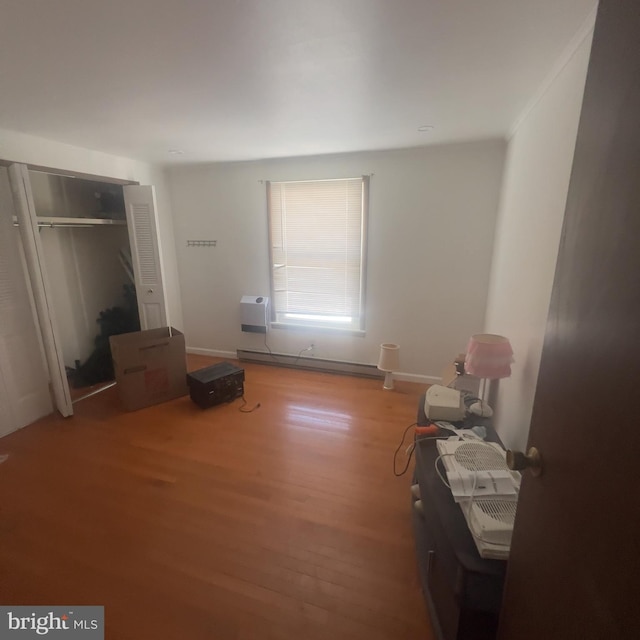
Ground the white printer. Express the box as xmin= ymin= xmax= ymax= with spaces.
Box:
xmin=424 ymin=384 xmax=466 ymax=421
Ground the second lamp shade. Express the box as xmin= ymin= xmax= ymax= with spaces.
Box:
xmin=465 ymin=334 xmax=513 ymax=379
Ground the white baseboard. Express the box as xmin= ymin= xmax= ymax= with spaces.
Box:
xmin=187 ymin=346 xmax=440 ymax=385
xmin=394 ymin=372 xmax=441 ymax=385
xmin=186 ymin=347 xmax=238 ymax=359
xmin=237 ymin=348 xmax=382 ymax=378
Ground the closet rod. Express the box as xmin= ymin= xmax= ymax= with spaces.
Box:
xmin=12 ymin=215 xmax=127 ymax=228
xmin=13 ymin=222 xmax=91 ymax=229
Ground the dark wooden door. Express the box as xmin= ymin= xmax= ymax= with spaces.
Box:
xmin=498 ymin=2 xmax=640 ymax=638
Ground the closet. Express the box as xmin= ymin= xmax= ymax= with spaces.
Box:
xmin=2 ymin=162 xmax=168 ymax=424
xmin=28 ymin=171 xmax=138 ymax=401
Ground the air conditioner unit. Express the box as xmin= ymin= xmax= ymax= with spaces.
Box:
xmin=437 ymin=438 xmax=521 ymax=559
xmin=240 ymin=296 xmax=269 ymax=333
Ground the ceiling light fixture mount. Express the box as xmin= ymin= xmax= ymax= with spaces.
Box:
xmin=168 ymin=148 xmax=184 ymax=155
xmin=417 ymin=125 xmax=435 ymax=132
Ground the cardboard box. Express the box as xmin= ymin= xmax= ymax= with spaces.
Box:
xmin=109 ymin=327 xmax=188 ymax=411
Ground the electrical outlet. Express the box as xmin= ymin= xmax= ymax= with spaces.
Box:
xmin=298 ymin=343 xmax=316 ymax=359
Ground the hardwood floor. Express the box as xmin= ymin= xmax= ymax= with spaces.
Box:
xmin=0 ymin=355 xmax=433 ymax=639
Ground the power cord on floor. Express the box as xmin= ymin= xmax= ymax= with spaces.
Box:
xmin=238 ymin=395 xmax=261 ymax=413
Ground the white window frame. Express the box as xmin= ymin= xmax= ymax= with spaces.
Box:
xmin=266 ymin=176 xmax=369 ymax=335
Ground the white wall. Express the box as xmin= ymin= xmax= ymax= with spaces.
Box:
xmin=0 ymin=127 xmax=183 ymax=331
xmin=39 ymin=226 xmax=132 ymax=368
xmin=168 ymin=141 xmax=506 ymax=380
xmin=484 ymin=28 xmax=594 ymax=450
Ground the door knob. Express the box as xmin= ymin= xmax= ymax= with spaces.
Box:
xmin=147 ymin=288 xmax=154 ymax=294
xmin=506 ymin=447 xmax=542 ymax=476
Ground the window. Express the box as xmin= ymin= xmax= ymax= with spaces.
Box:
xmin=267 ymin=176 xmax=369 ymax=333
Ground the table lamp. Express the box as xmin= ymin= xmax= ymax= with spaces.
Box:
xmin=464 ymin=334 xmax=513 ymax=401
xmin=377 ymin=343 xmax=400 ymax=390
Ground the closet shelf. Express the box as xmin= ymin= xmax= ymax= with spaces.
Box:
xmin=13 ymin=215 xmax=127 ymax=227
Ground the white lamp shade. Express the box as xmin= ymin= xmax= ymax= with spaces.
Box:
xmin=465 ymin=334 xmax=513 ymax=379
xmin=378 ymin=343 xmax=400 ymax=372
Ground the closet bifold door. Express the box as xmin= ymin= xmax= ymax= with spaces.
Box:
xmin=0 ymin=167 xmax=53 ymax=435
xmin=123 ymin=185 xmax=168 ymax=330
xmin=8 ymin=163 xmax=73 ymax=418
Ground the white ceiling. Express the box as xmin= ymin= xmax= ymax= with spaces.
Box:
xmin=0 ymin=0 xmax=596 ymax=165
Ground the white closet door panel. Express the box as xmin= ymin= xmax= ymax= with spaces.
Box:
xmin=123 ymin=185 xmax=168 ymax=329
xmin=0 ymin=368 xmax=12 ymax=436
xmin=0 ymin=167 xmax=53 ymax=436
xmin=8 ymin=163 xmax=72 ymax=419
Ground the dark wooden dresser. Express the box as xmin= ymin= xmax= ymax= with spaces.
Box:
xmin=412 ymin=395 xmax=507 ymax=640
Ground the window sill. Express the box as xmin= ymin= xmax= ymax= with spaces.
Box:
xmin=270 ymin=322 xmax=365 ymax=337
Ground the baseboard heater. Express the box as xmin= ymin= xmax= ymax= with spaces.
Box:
xmin=236 ymin=349 xmax=384 ymax=379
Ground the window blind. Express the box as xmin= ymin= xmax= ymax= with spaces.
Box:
xmin=267 ymin=177 xmax=368 ymax=331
